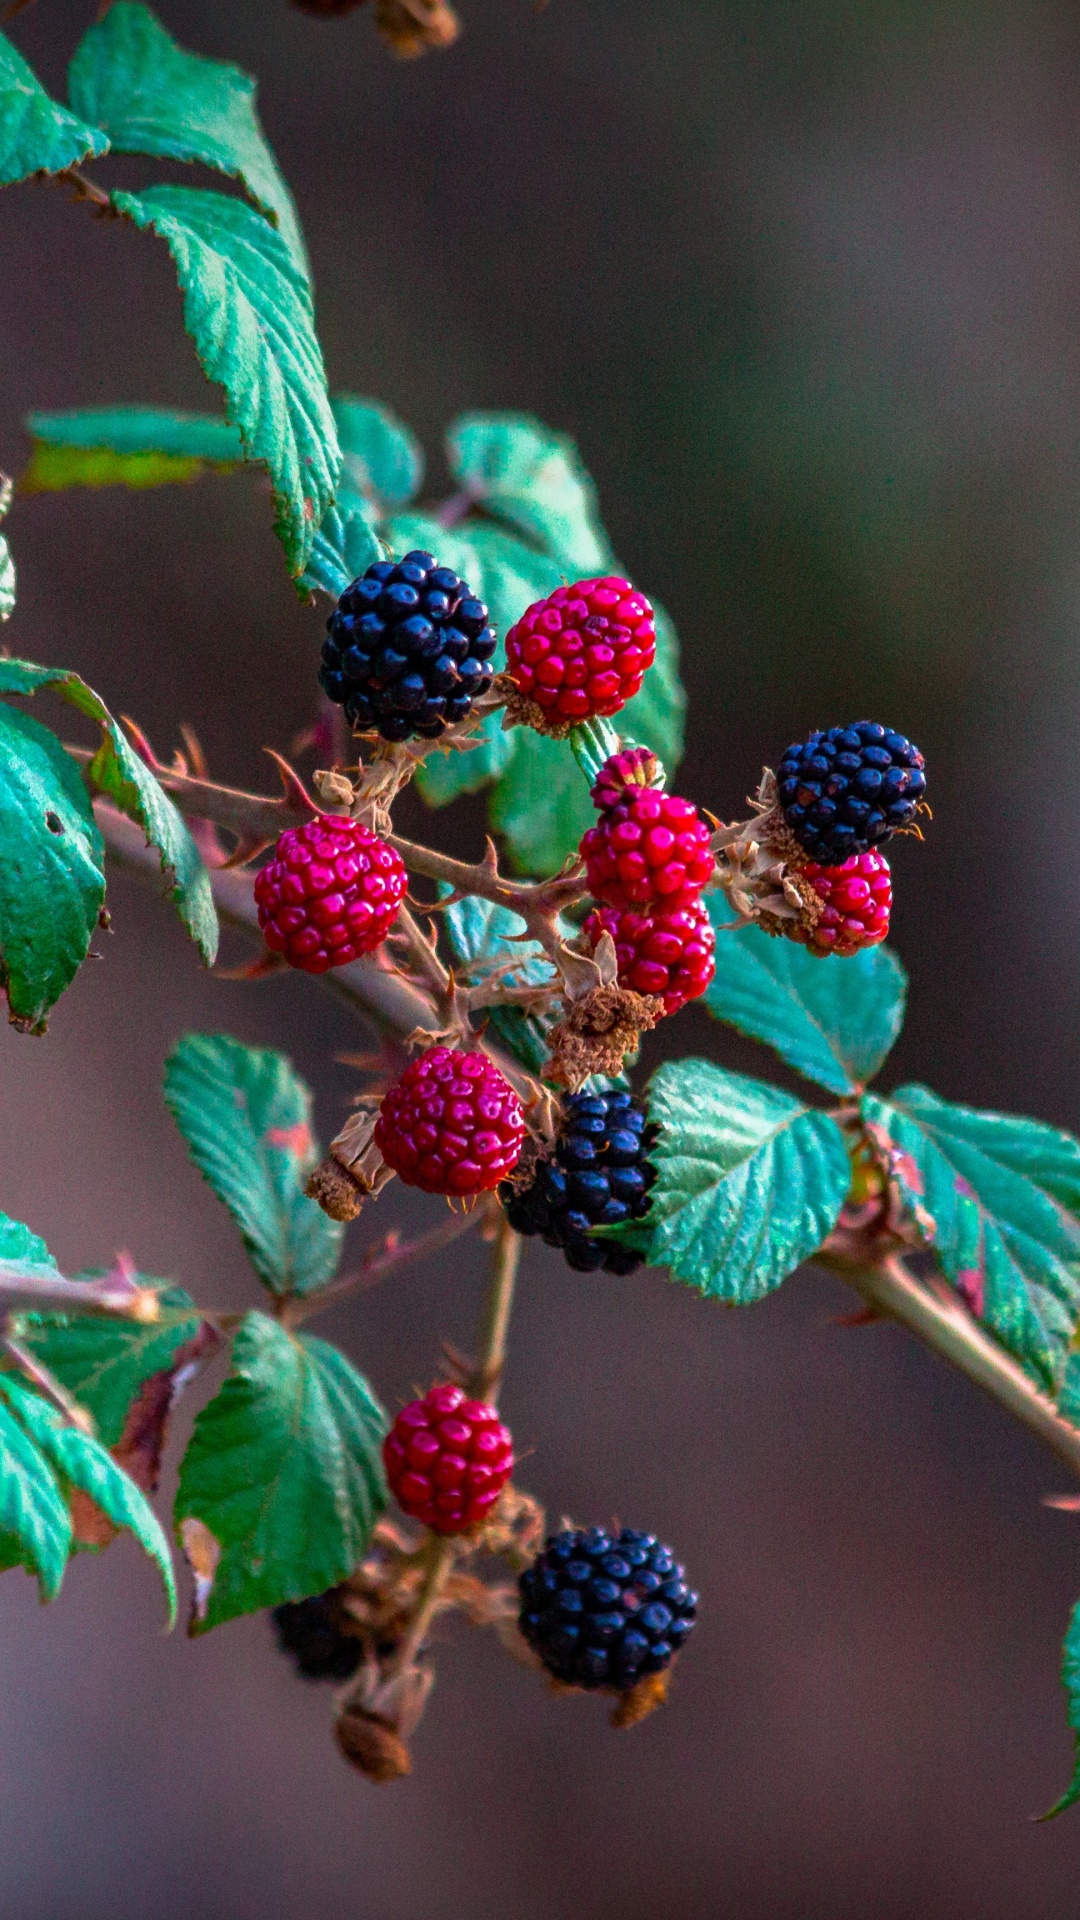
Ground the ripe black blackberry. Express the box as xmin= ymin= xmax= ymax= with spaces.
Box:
xmin=776 ymin=722 xmax=926 ymax=864
xmin=519 ymin=1526 xmax=698 ymax=1692
xmin=319 ymin=550 xmax=497 ymax=743
xmin=271 ymin=1593 xmax=363 ymax=1682
xmin=500 ymin=1088 xmax=656 ymax=1275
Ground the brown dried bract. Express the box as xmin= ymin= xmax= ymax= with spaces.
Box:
xmin=374 ymin=0 xmax=460 ymax=56
xmin=609 ymin=1669 xmax=670 ymax=1729
xmin=335 ymin=1703 xmax=413 ymax=1781
xmin=710 ymin=768 xmax=821 ymax=940
xmin=306 ymin=1155 xmax=367 ymax=1222
xmin=544 ymin=983 xmax=664 ymax=1092
xmin=308 ymin=1098 xmax=396 ymax=1220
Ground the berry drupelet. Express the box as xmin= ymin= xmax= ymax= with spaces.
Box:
xmin=504 ymin=576 xmax=656 ymax=728
xmin=585 ymin=896 xmax=716 ymax=1015
xmin=375 ymin=1046 xmax=526 ymax=1196
xmin=793 ymin=850 xmax=892 ymax=957
xmin=500 ymin=1088 xmax=656 ymax=1274
xmin=519 ymin=1526 xmax=698 ymax=1692
xmin=254 ymin=815 xmax=407 ymax=973
xmin=383 ymin=1383 xmax=514 ymax=1534
xmin=271 ymin=1594 xmax=363 ymax=1682
xmin=320 ymin=550 xmax=497 ymax=743
xmin=777 ymin=722 xmax=926 ymax=864
xmin=580 ymin=749 xmax=714 ymax=910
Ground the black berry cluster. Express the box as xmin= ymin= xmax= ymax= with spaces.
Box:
xmin=500 ymin=1089 xmax=656 ymax=1274
xmin=320 ymin=550 xmax=497 ymax=743
xmin=271 ymin=1594 xmax=362 ymax=1682
xmin=519 ymin=1526 xmax=698 ymax=1691
xmin=777 ymin=722 xmax=926 ymax=864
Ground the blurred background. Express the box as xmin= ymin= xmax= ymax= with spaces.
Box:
xmin=0 ymin=0 xmax=1078 ymax=1912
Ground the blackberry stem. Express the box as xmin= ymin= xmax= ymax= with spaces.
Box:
xmin=834 ymin=1252 xmax=1080 ymax=1480
xmin=469 ymin=1212 xmax=521 ymax=1406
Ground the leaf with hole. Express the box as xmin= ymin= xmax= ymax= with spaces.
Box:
xmin=704 ymin=914 xmax=908 ymax=1095
xmin=174 ymin=1311 xmax=387 ymax=1630
xmin=111 ymin=185 xmax=339 ymax=577
xmin=163 ymin=1034 xmax=343 ymax=1296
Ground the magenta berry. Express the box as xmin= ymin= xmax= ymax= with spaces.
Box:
xmin=580 ymin=751 xmax=714 ymax=910
xmin=254 ymin=815 xmax=407 ymax=974
xmin=792 ymin=850 xmax=892 ymax=957
xmin=374 ymin=1046 xmax=527 ymax=1195
xmin=586 ymin=896 xmax=716 ymax=1014
xmin=504 ymin=576 xmax=656 ymax=726
xmin=383 ymin=1383 xmax=514 ymax=1534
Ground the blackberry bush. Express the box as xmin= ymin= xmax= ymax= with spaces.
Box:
xmin=1 ymin=0 xmax=1078 ymax=1835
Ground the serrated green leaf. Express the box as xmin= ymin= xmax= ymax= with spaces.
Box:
xmin=68 ymin=3 xmax=306 ymax=274
xmin=333 ymin=396 xmax=423 ymax=511
xmin=1043 ymin=1596 xmax=1080 ymax=1819
xmin=0 ymin=657 xmax=217 ymax=965
xmin=0 ymin=28 xmax=108 ymax=186
xmin=300 ymin=487 xmax=383 ymax=599
xmin=615 ymin=1058 xmax=851 ymax=1300
xmin=111 ymin=184 xmax=338 ymax=577
xmin=446 ymin=413 xmax=613 ymax=575
xmin=22 ymin=406 xmax=243 ymax=494
xmin=163 ymin=1034 xmax=343 ymax=1297
xmin=441 ymin=890 xmax=556 ymax=1075
xmin=863 ymin=1086 xmax=1080 ymax=1391
xmin=175 ymin=1311 xmax=386 ymax=1630
xmin=704 ymin=915 xmax=908 ymax=1096
xmin=0 ymin=1375 xmax=175 ymax=1623
xmin=0 ymin=1211 xmax=56 ymax=1277
xmin=0 ymin=703 xmax=104 ymax=1031
xmin=21 ymin=1282 xmax=201 ymax=1445
xmin=0 ymin=1393 xmax=70 ymax=1598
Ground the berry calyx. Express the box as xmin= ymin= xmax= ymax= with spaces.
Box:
xmin=580 ymin=752 xmax=713 ymax=910
xmin=271 ymin=1594 xmax=363 ymax=1682
xmin=519 ymin=1526 xmax=698 ymax=1692
xmin=374 ymin=1046 xmax=526 ymax=1195
xmin=585 ymin=897 xmax=716 ymax=1015
xmin=500 ymin=1088 xmax=656 ymax=1273
xmin=504 ymin=577 xmax=656 ymax=730
xmin=320 ymin=550 xmax=497 ymax=744
xmin=383 ymin=1382 xmax=514 ymax=1534
xmin=254 ymin=815 xmax=407 ymax=973
xmin=790 ymin=850 xmax=892 ymax=957
xmin=777 ymin=723 xmax=926 ymax=863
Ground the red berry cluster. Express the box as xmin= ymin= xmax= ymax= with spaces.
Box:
xmin=375 ymin=1046 xmax=526 ymax=1195
xmin=255 ymin=815 xmax=406 ymax=974
xmin=585 ymin=897 xmax=716 ymax=1015
xmin=504 ymin=577 xmax=655 ymax=727
xmin=580 ymin=750 xmax=713 ymax=910
xmin=383 ymin=1383 xmax=514 ymax=1535
xmin=792 ymin=850 xmax=892 ymax=957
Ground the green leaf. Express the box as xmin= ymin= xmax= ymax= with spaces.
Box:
xmin=0 ymin=1376 xmax=175 ymax=1623
xmin=111 ymin=184 xmax=339 ymax=577
xmin=446 ymin=413 xmax=614 ymax=575
xmin=22 ymin=406 xmax=243 ymax=494
xmin=175 ymin=1311 xmax=386 ymax=1630
xmin=300 ymin=487 xmax=383 ymax=599
xmin=21 ymin=1282 xmax=201 ymax=1445
xmin=333 ymin=396 xmax=423 ymax=511
xmin=0 ymin=1212 xmax=56 ymax=1279
xmin=163 ymin=1034 xmax=343 ymax=1297
xmin=1043 ymin=1596 xmax=1080 ymax=1819
xmin=0 ymin=28 xmax=108 ymax=186
xmin=615 ymin=1058 xmax=851 ymax=1301
xmin=703 ymin=915 xmax=908 ymax=1096
xmin=68 ymin=2 xmax=307 ymax=274
xmin=863 ymin=1086 xmax=1080 ymax=1390
xmin=0 ymin=702 xmax=104 ymax=1031
xmin=0 ymin=656 xmax=217 ymax=965
xmin=442 ymin=891 xmax=553 ymax=1075
xmin=0 ymin=1394 xmax=70 ymax=1598
xmin=489 ymin=729 xmax=594 ymax=876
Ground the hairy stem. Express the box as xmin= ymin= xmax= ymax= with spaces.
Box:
xmin=290 ymin=1208 xmax=482 ymax=1323
xmin=832 ymin=1252 xmax=1080 ymax=1480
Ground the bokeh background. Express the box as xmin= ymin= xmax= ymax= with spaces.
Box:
xmin=0 ymin=0 xmax=1079 ymax=1912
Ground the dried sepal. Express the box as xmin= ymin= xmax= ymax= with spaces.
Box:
xmin=308 ymin=1098 xmax=395 ymax=1220
xmin=543 ymin=981 xmax=664 ymax=1091
xmin=710 ymin=768 xmax=821 ymax=941
xmin=335 ymin=1658 xmax=434 ymax=1781
xmin=609 ymin=1670 xmax=670 ymax=1730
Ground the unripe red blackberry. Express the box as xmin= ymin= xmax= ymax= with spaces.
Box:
xmin=791 ymin=850 xmax=892 ymax=957
xmin=504 ymin=576 xmax=656 ymax=728
xmin=580 ymin=749 xmax=714 ymax=910
xmin=519 ymin=1525 xmax=698 ymax=1692
xmin=374 ymin=1046 xmax=526 ymax=1195
xmin=254 ymin=815 xmax=407 ymax=973
xmin=383 ymin=1383 xmax=513 ymax=1534
xmin=585 ymin=896 xmax=716 ymax=1014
